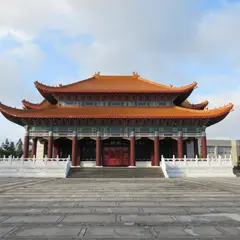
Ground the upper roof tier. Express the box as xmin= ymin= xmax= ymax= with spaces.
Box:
xmin=35 ymin=72 xmax=197 ymax=93
xmin=0 ymin=102 xmax=233 ymax=127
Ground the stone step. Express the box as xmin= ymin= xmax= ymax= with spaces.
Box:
xmin=67 ymin=167 xmax=165 ymax=178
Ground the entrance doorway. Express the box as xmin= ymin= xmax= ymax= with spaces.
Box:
xmin=103 ymin=146 xmax=129 ymax=166
xmin=103 ymin=138 xmax=129 ymax=166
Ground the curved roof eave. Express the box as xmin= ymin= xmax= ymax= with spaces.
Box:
xmin=181 ymin=100 xmax=209 ymax=110
xmin=22 ymin=99 xmax=52 ymax=110
xmin=0 ymin=102 xmax=234 ymax=120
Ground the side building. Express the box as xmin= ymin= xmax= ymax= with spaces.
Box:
xmin=0 ymin=72 xmax=233 ymax=167
xmin=201 ymin=139 xmax=240 ymax=166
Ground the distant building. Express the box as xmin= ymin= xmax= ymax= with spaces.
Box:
xmin=200 ymin=139 xmax=240 ymax=166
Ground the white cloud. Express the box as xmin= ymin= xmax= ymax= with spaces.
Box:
xmin=0 ymin=42 xmax=44 ymax=142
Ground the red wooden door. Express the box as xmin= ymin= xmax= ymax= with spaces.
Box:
xmin=103 ymin=146 xmax=129 ymax=166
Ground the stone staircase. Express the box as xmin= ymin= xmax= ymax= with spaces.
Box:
xmin=67 ymin=167 xmax=165 ymax=178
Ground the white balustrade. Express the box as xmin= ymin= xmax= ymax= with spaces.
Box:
xmin=0 ymin=155 xmax=71 ymax=178
xmin=161 ymin=155 xmax=235 ymax=178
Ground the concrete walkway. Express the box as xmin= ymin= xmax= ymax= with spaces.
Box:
xmin=0 ymin=177 xmax=240 ymax=239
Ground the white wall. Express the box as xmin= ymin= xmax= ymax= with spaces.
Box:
xmin=80 ymin=161 xmax=96 ymax=167
xmin=136 ymin=161 xmax=152 ymax=167
xmin=36 ymin=140 xmax=44 ymax=158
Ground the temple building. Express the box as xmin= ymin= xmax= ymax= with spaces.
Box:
xmin=0 ymin=72 xmax=234 ymax=167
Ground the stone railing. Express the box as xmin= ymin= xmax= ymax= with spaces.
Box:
xmin=161 ymin=155 xmax=235 ymax=178
xmin=0 ymin=155 xmax=71 ymax=178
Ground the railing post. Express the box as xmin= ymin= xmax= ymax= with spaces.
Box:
xmin=184 ymin=155 xmax=187 ymax=165
xmin=44 ymin=155 xmax=48 ymax=164
xmin=173 ymin=155 xmax=175 ymax=165
xmin=57 ymin=155 xmax=59 ymax=165
xmin=195 ymin=155 xmax=198 ymax=166
xmin=207 ymin=155 xmax=210 ymax=165
xmin=218 ymin=155 xmax=222 ymax=165
xmin=9 ymin=155 xmax=12 ymax=164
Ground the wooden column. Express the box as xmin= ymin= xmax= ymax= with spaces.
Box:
xmin=47 ymin=131 xmax=53 ymax=159
xmin=130 ymin=132 xmax=136 ymax=167
xmin=153 ymin=134 xmax=160 ymax=166
xmin=201 ymin=133 xmax=207 ymax=159
xmin=96 ymin=132 xmax=102 ymax=167
xmin=72 ymin=132 xmax=77 ymax=166
xmin=31 ymin=137 xmax=37 ymax=158
xmin=177 ymin=133 xmax=183 ymax=158
xmin=23 ymin=127 xmax=29 ymax=159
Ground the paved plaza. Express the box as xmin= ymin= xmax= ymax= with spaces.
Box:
xmin=0 ymin=177 xmax=240 ymax=239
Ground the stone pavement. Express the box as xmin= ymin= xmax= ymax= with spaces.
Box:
xmin=0 ymin=177 xmax=240 ymax=239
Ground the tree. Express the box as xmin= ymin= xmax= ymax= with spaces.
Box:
xmin=16 ymin=138 xmax=23 ymax=157
xmin=0 ymin=144 xmax=3 ymax=157
xmin=0 ymin=138 xmax=24 ymax=158
xmin=1 ymin=139 xmax=16 ymax=157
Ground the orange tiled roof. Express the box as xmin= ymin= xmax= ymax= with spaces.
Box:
xmin=34 ymin=72 xmax=197 ymax=93
xmin=181 ymin=100 xmax=209 ymax=110
xmin=0 ymin=102 xmax=233 ymax=119
xmin=22 ymin=99 xmax=51 ymax=109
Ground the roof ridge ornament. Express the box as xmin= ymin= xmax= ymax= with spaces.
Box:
xmin=132 ymin=72 xmax=140 ymax=78
xmin=94 ymin=71 xmax=100 ymax=78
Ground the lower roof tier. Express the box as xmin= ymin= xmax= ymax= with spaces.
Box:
xmin=0 ymin=102 xmax=233 ymax=127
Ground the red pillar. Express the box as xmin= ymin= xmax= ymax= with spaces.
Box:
xmin=130 ymin=133 xmax=136 ymax=166
xmin=152 ymin=135 xmax=160 ymax=166
xmin=23 ymin=134 xmax=29 ymax=159
xmin=177 ymin=135 xmax=183 ymax=158
xmin=31 ymin=138 xmax=37 ymax=158
xmin=201 ymin=134 xmax=207 ymax=159
xmin=72 ymin=134 xmax=77 ymax=166
xmin=96 ymin=134 xmax=102 ymax=166
xmin=47 ymin=131 xmax=53 ymax=159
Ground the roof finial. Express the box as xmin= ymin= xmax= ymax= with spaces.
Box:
xmin=132 ymin=72 xmax=139 ymax=78
xmin=94 ymin=71 xmax=100 ymax=78
xmin=57 ymin=79 xmax=62 ymax=87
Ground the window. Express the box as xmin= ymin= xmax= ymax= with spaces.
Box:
xmin=207 ymin=146 xmax=215 ymax=157
xmin=110 ymin=101 xmax=121 ymax=106
xmin=217 ymin=146 xmax=231 ymax=156
xmin=137 ymin=101 xmax=148 ymax=106
xmin=196 ymin=128 xmax=202 ymax=132
xmin=84 ymin=101 xmax=95 ymax=106
xmin=111 ymin=128 xmax=121 ymax=132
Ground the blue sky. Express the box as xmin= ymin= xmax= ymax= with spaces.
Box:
xmin=0 ymin=0 xmax=240 ymax=141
